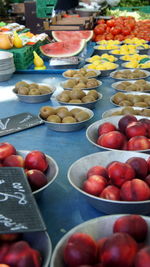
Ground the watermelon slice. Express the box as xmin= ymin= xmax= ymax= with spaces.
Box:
xmin=40 ymin=39 xmax=85 ymax=58
xmin=52 ymin=30 xmax=93 ymax=42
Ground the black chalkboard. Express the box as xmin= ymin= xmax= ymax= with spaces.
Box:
xmin=0 ymin=167 xmax=46 ymax=233
xmin=0 ymin=112 xmax=44 ymax=137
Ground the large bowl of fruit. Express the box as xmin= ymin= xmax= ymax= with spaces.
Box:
xmin=0 ymin=142 xmax=59 ymax=194
xmin=86 ymin=115 xmax=150 ymax=152
xmin=50 ymin=213 xmax=150 ymax=267
xmin=67 ymin=150 xmax=150 ymax=214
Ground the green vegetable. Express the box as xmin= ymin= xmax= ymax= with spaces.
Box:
xmin=106 ymin=8 xmax=150 ymax=20
xmin=118 ymin=0 xmax=149 ymax=7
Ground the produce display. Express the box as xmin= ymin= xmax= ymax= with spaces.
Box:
xmin=63 ymin=214 xmax=150 ymax=266
xmin=57 ymin=89 xmax=100 ymax=104
xmin=87 ymin=54 xmax=117 ymax=63
xmin=83 ymin=154 xmax=150 ymax=200
xmin=111 ymin=92 xmax=150 ymax=107
xmin=39 ymin=106 xmax=91 ymax=123
xmin=62 ymin=78 xmax=100 ymax=90
xmin=113 ymin=80 xmax=150 ymax=92
xmin=14 ymin=81 xmax=53 ymax=95
xmin=86 ymin=61 xmax=118 ymax=71
xmin=63 ymin=69 xmax=99 ymax=78
xmin=95 ymin=115 xmax=150 ymax=151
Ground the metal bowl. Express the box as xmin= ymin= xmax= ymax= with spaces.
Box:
xmin=67 ymin=151 xmax=150 ymax=214
xmin=138 ymin=46 xmax=150 ymax=55
xmin=119 ymin=55 xmax=150 ymax=62
xmin=110 ymin=91 xmax=150 ymax=108
xmin=24 ymin=231 xmax=51 ymax=267
xmin=122 ymin=62 xmax=150 ymax=72
xmin=13 ymin=85 xmax=56 ymax=104
xmin=50 ymin=214 xmax=150 ymax=266
xmin=55 ymin=91 xmax=103 ymax=110
xmin=62 ymin=69 xmax=101 ymax=79
xmin=111 ymin=80 xmax=150 ymax=93
xmin=110 ymin=69 xmax=150 ymax=80
xmin=18 ymin=150 xmax=59 ymax=195
xmin=0 ymin=51 xmax=14 ymax=63
xmin=75 ymin=8 xmax=99 ymax=17
xmin=94 ymin=45 xmax=120 ymax=55
xmin=60 ymin=80 xmax=102 ymax=91
xmin=39 ymin=105 xmax=94 ymax=132
xmin=84 ymin=63 xmax=119 ymax=77
xmin=0 ymin=72 xmax=14 ymax=82
xmin=86 ymin=116 xmax=150 ymax=153
xmin=109 ymin=50 xmax=138 ymax=58
xmin=102 ymin=106 xmax=150 ymax=118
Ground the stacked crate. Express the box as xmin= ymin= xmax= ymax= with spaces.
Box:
xmin=36 ymin=0 xmax=57 ymax=18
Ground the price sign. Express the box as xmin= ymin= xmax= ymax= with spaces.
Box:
xmin=0 ymin=167 xmax=46 ymax=233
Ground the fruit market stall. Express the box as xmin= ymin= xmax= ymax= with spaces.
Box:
xmin=0 ymin=11 xmax=150 ymax=266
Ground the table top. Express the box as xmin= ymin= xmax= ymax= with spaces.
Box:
xmin=0 ymin=71 xmax=150 ymax=251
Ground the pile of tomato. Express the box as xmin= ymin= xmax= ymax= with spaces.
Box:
xmin=93 ymin=16 xmax=150 ymax=42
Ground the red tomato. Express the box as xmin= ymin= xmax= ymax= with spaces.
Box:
xmin=106 ymin=19 xmax=115 ymax=27
xmin=106 ymin=26 xmax=111 ymax=33
xmin=122 ymin=27 xmax=131 ymax=36
xmin=114 ymin=34 xmax=125 ymax=41
xmin=94 ymin=25 xmax=105 ymax=35
xmin=95 ymin=34 xmax=106 ymax=42
xmin=110 ymin=27 xmax=122 ymax=36
xmin=105 ymin=33 xmax=114 ymax=40
xmin=97 ymin=19 xmax=105 ymax=25
xmin=63 ymin=232 xmax=97 ymax=266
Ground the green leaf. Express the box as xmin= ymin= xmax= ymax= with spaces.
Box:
xmin=139 ymin=58 xmax=150 ymax=64
xmin=101 ymin=58 xmax=110 ymax=62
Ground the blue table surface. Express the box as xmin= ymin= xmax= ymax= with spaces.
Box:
xmin=0 ymin=69 xmax=150 ymax=251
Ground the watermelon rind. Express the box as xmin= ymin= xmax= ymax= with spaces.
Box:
xmin=40 ymin=39 xmax=86 ymax=58
xmin=52 ymin=30 xmax=93 ymax=42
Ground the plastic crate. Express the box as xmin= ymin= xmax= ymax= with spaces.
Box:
xmin=36 ymin=6 xmax=54 ymax=18
xmin=112 ymin=6 xmax=150 ymax=13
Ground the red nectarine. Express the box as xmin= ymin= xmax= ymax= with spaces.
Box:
xmin=83 ymin=175 xmax=107 ymax=196
xmin=97 ymin=131 xmax=126 ymax=150
xmin=25 ymin=151 xmax=48 ymax=172
xmin=0 ymin=142 xmax=16 ymax=161
xmin=98 ymin=122 xmax=116 ymax=136
xmin=3 ymin=155 xmax=25 ymax=168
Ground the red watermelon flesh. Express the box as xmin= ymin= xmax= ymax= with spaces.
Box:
xmin=40 ymin=39 xmax=85 ymax=58
xmin=52 ymin=30 xmax=93 ymax=42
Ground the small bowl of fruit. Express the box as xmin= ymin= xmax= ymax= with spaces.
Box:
xmin=110 ymin=92 xmax=150 ymax=108
xmin=13 ymin=81 xmax=55 ymax=103
xmin=86 ymin=115 xmax=150 ymax=152
xmin=111 ymin=80 xmax=150 ymax=93
xmin=62 ymin=68 xmax=101 ymax=79
xmin=102 ymin=106 xmax=150 ymax=118
xmin=0 ymin=142 xmax=59 ymax=194
xmin=50 ymin=213 xmax=150 ymax=267
xmin=84 ymin=63 xmax=119 ymax=77
xmin=68 ymin=150 xmax=150 ymax=214
xmin=0 ymin=231 xmax=51 ymax=267
xmin=60 ymin=77 xmax=102 ymax=91
xmin=94 ymin=44 xmax=120 ymax=55
xmin=39 ymin=105 xmax=94 ymax=132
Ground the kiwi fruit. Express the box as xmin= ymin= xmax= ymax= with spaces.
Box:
xmin=88 ymin=90 xmax=99 ymax=99
xmin=28 ymin=83 xmax=39 ymax=89
xmin=64 ymin=70 xmax=76 ymax=77
xmin=82 ymin=95 xmax=95 ymax=103
xmin=122 ymin=107 xmax=136 ymax=115
xmin=70 ymin=108 xmax=82 ymax=116
xmin=62 ymin=116 xmax=76 ymax=123
xmin=119 ymin=100 xmax=133 ymax=106
xmin=28 ymin=88 xmax=40 ymax=95
xmin=56 ymin=109 xmax=72 ymax=119
xmin=40 ymin=106 xmax=56 ymax=119
xmin=18 ymin=87 xmax=30 ymax=95
xmin=133 ymin=102 xmax=148 ymax=107
xmin=47 ymin=115 xmax=61 ymax=123
xmin=70 ymin=90 xmax=85 ymax=100
xmin=57 ymin=94 xmax=70 ymax=103
xmin=75 ymin=111 xmax=90 ymax=122
xmin=69 ymin=99 xmax=82 ymax=103
xmin=15 ymin=81 xmax=29 ymax=90
xmin=113 ymin=92 xmax=126 ymax=104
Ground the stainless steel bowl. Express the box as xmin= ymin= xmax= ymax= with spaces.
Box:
xmin=55 ymin=91 xmax=103 ymax=110
xmin=39 ymin=105 xmax=94 ymax=132
xmin=13 ymin=85 xmax=56 ymax=104
xmin=110 ymin=68 xmax=150 ymax=80
xmin=50 ymin=214 xmax=150 ymax=266
xmin=94 ymin=45 xmax=120 ymax=56
xmin=62 ymin=69 xmax=101 ymax=79
xmin=110 ymin=91 xmax=150 ymax=108
xmin=102 ymin=106 xmax=149 ymax=118
xmin=60 ymin=80 xmax=102 ymax=91
xmin=24 ymin=231 xmax=52 ymax=267
xmin=86 ymin=115 xmax=150 ymax=153
xmin=0 ymin=72 xmax=14 ymax=82
xmin=111 ymin=80 xmax=150 ymax=93
xmin=67 ymin=150 xmax=150 ymax=214
xmin=84 ymin=63 xmax=119 ymax=77
xmin=18 ymin=150 xmax=59 ymax=195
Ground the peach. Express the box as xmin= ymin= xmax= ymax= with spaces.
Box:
xmin=118 ymin=115 xmax=138 ymax=133
xmin=101 ymin=232 xmax=138 ymax=267
xmin=100 ymin=185 xmax=120 ymax=200
xmin=98 ymin=122 xmax=116 ymax=136
xmin=144 ymin=174 xmax=150 ymax=187
xmin=139 ymin=118 xmax=150 ymax=138
xmin=113 ymin=215 xmax=148 ymax=242
xmin=134 ymin=246 xmax=150 ymax=267
xmin=147 ymin=157 xmax=150 ymax=172
xmin=83 ymin=175 xmax=107 ymax=196
xmin=97 ymin=131 xmax=126 ymax=149
xmin=26 ymin=169 xmax=48 ymax=191
xmin=25 ymin=150 xmax=48 ymax=172
xmin=0 ymin=142 xmax=16 ymax=161
xmin=126 ymin=157 xmax=149 ymax=179
xmin=3 ymin=155 xmax=25 ymax=168
xmin=87 ymin=166 xmax=108 ymax=179
xmin=107 ymin=161 xmax=135 ymax=187
xmin=127 ymin=136 xmax=150 ymax=151
xmin=120 ymin=179 xmax=150 ymax=201
xmin=97 ymin=237 xmax=108 ymax=262
xmin=125 ymin=122 xmax=147 ymax=139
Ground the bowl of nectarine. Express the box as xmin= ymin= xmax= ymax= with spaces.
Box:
xmin=86 ymin=115 xmax=150 ymax=152
xmin=50 ymin=214 xmax=150 ymax=267
xmin=67 ymin=150 xmax=150 ymax=214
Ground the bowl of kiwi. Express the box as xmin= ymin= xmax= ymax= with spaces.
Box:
xmin=55 ymin=89 xmax=103 ymax=110
xmin=62 ymin=68 xmax=101 ymax=79
xmin=112 ymin=80 xmax=150 ymax=93
xmin=110 ymin=69 xmax=150 ymax=80
xmin=39 ymin=105 xmax=94 ymax=132
xmin=13 ymin=81 xmax=55 ymax=103
xmin=110 ymin=92 xmax=150 ymax=109
xmin=102 ymin=106 xmax=150 ymax=118
xmin=60 ymin=77 xmax=102 ymax=91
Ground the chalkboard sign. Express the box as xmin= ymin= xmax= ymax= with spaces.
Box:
xmin=0 ymin=112 xmax=44 ymax=137
xmin=0 ymin=167 xmax=46 ymax=233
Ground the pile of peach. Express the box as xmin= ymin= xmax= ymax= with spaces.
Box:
xmin=83 ymin=155 xmax=150 ymax=201
xmin=63 ymin=214 xmax=150 ymax=267
xmin=0 ymin=142 xmax=48 ymax=192
xmin=0 ymin=233 xmax=42 ymax=266
xmin=97 ymin=115 xmax=150 ymax=151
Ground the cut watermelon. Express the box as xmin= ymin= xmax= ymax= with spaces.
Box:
xmin=40 ymin=39 xmax=85 ymax=58
xmin=52 ymin=30 xmax=93 ymax=42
